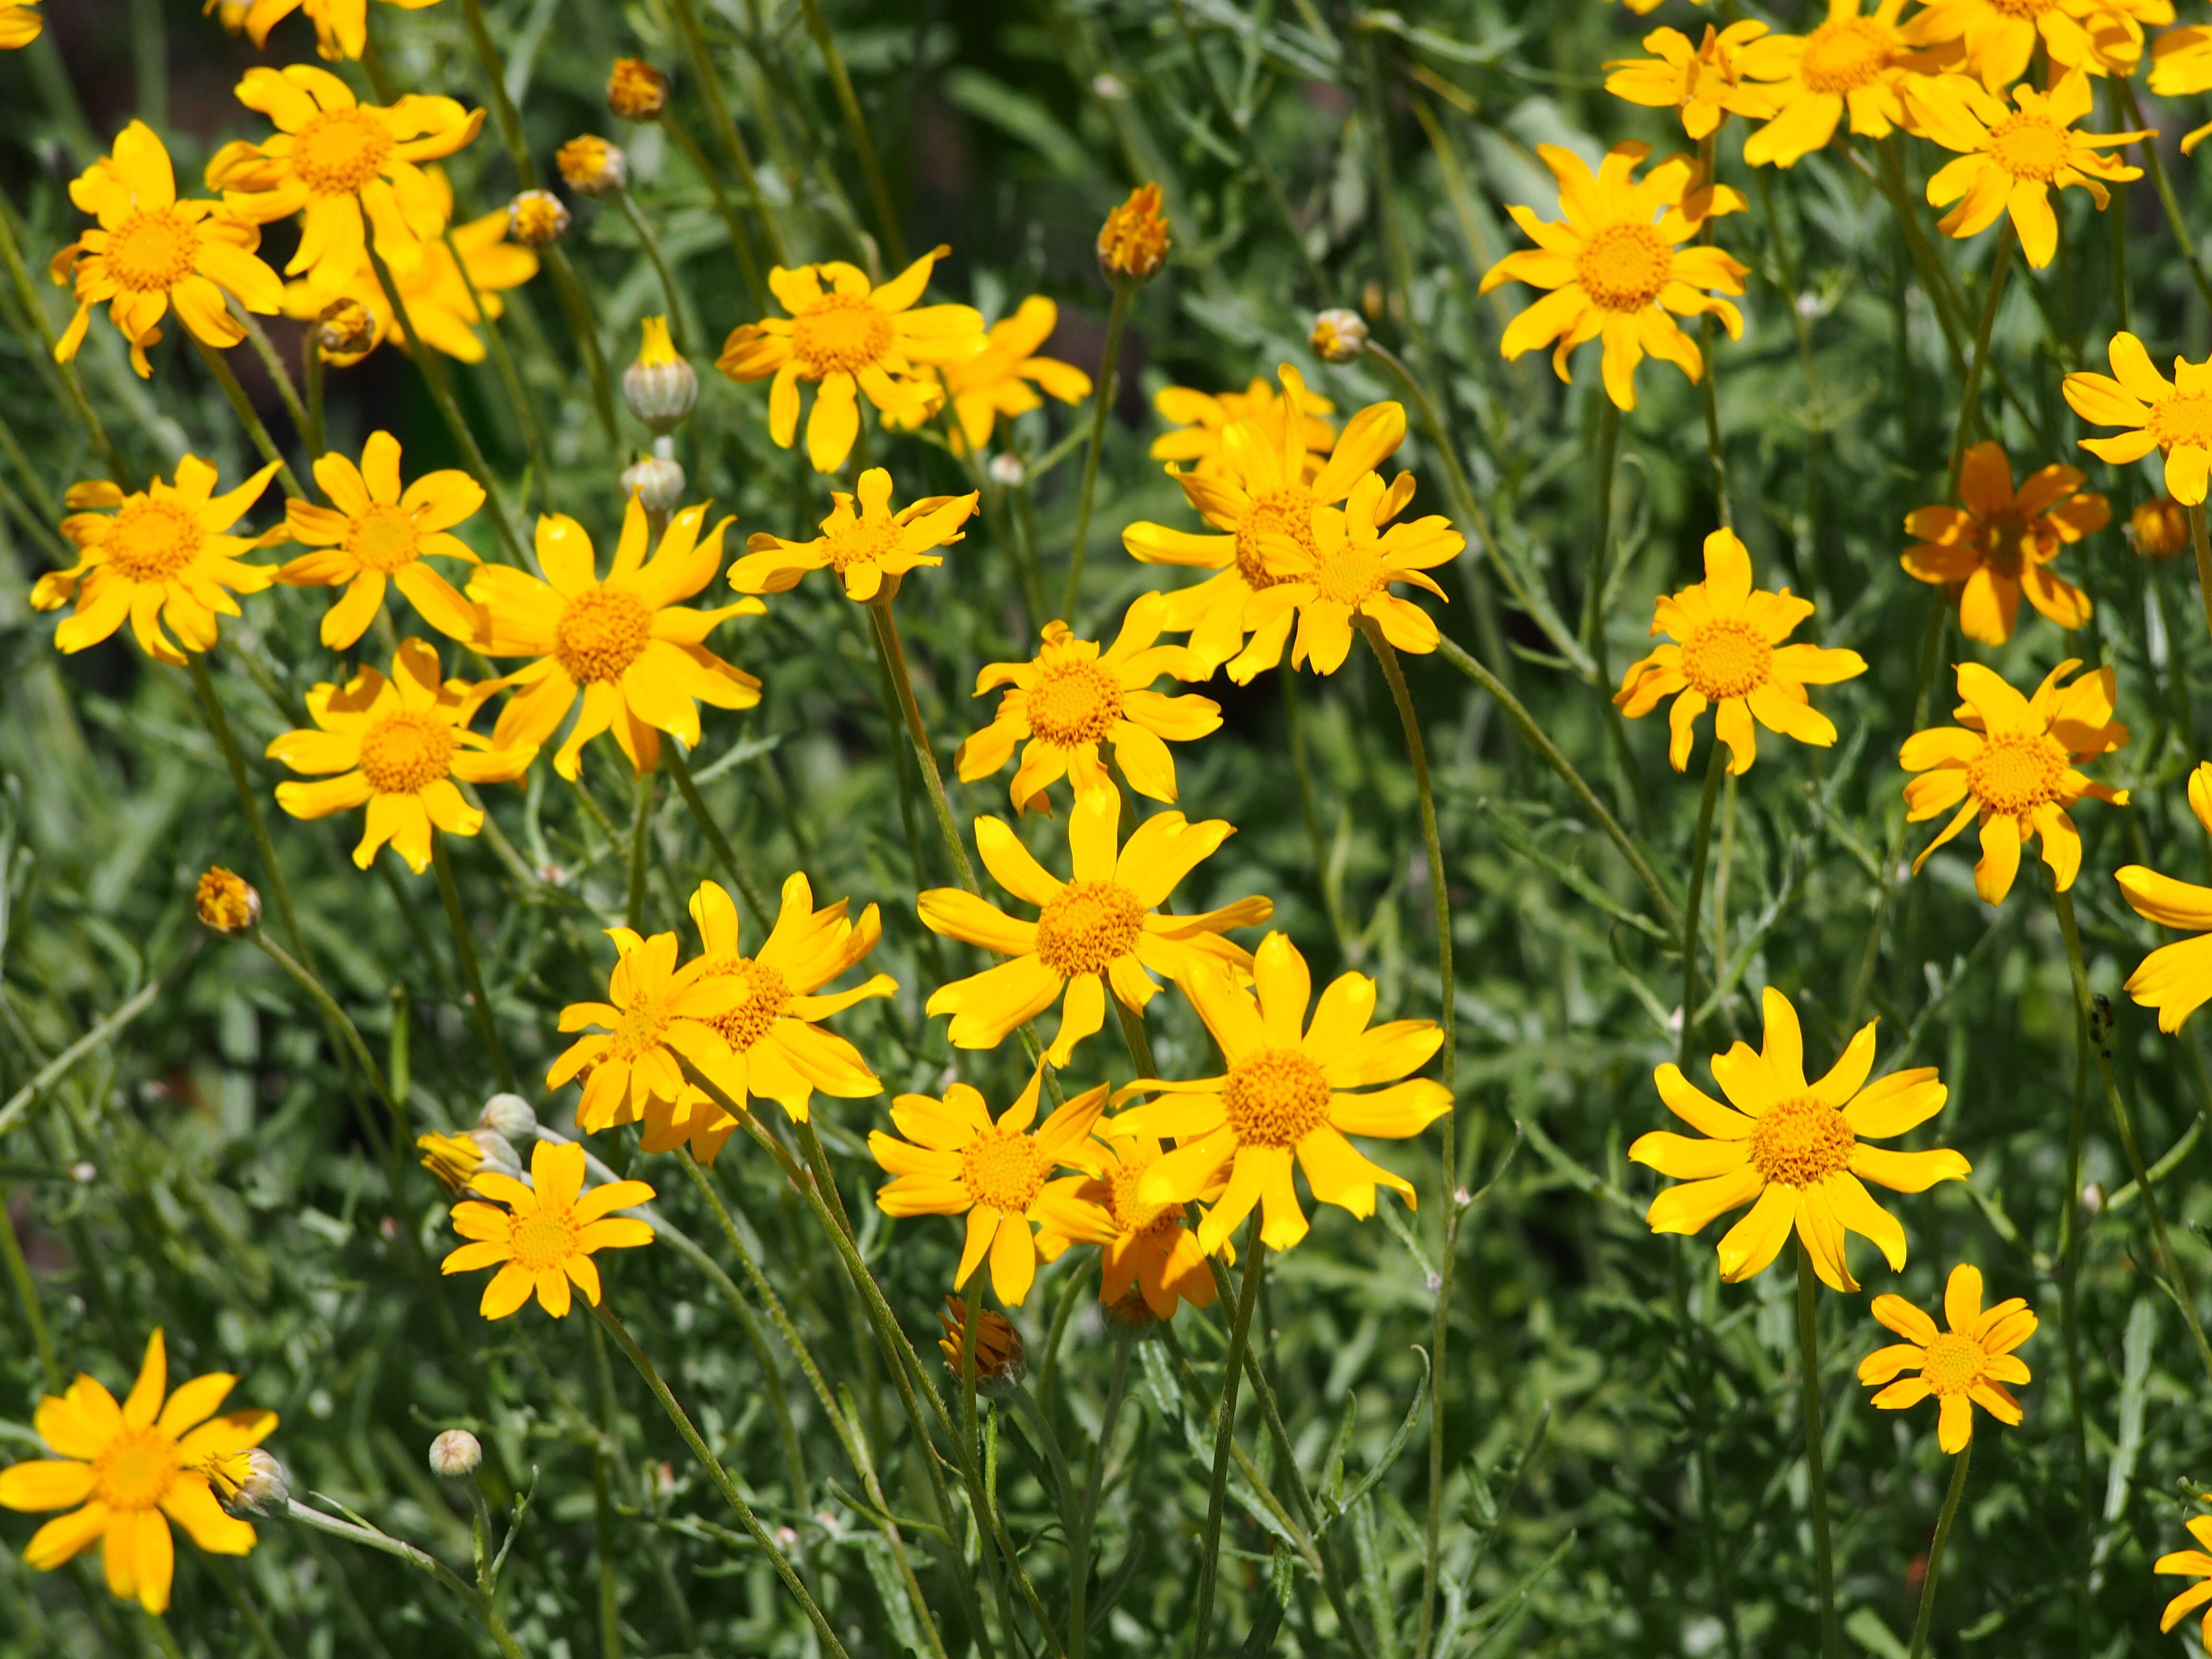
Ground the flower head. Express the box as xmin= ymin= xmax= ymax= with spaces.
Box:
xmin=1904 ymin=0 xmax=2147 ymax=88
xmin=193 ymin=867 xmax=260 ymax=936
xmin=0 ymin=1330 xmax=276 ymax=1613
xmin=1150 ymin=377 xmax=1335 ymax=481
xmin=2131 ymin=493 xmax=2189 ymax=556
xmin=624 ymin=315 xmax=697 ymax=431
xmin=607 ymin=58 xmax=670 ymax=120
xmin=921 ymin=782 xmax=1271 ymax=1066
xmin=955 ymin=593 xmax=1217 ymax=814
xmin=926 ymin=296 xmax=1092 ymax=451
xmin=32 ymin=457 xmax=280 ymax=664
xmin=2115 ymin=763 xmax=2212 ymax=1032
xmin=1859 ymin=1264 xmax=2035 ymax=1451
xmin=1902 ymin=660 xmax=2129 ymax=904
xmin=1098 ymin=183 xmax=1169 ymax=283
xmin=1246 ymin=469 xmax=1466 ymax=673
xmin=267 ymin=638 xmax=535 ymax=874
xmin=1900 ymin=439 xmax=2104 ymax=645
xmin=1479 ymin=141 xmax=1746 ymax=411
xmin=555 ymin=134 xmax=628 ymax=197
xmin=426 ymin=1431 xmax=480 ymax=1479
xmin=1310 ymin=308 xmax=1368 ymax=362
xmin=938 ymin=1297 xmax=1027 ymax=1388
xmin=551 ymin=925 xmax=755 ymax=1133
xmin=731 ymin=466 xmax=976 ymax=603
xmin=50 ymin=121 xmax=283 ymax=378
xmin=240 ymin=0 xmax=438 ymax=60
xmin=1632 ymin=988 xmax=1969 ymax=1292
xmin=869 ymin=1067 xmax=1116 ymax=1308
xmin=1605 ymin=22 xmax=1792 ymax=140
xmin=1063 ymin=1130 xmax=1223 ymax=1320
xmin=1115 ymin=932 xmax=1452 ymax=1254
xmin=715 ymin=248 xmax=983 ymax=473
xmin=441 ymin=1139 xmax=655 ymax=1319
xmin=1615 ymin=528 xmax=1866 ymax=775
xmin=2065 ymin=332 xmax=2212 ymax=505
xmin=273 ymin=430 xmax=484 ymax=647
xmin=2156 ymin=1511 xmax=2212 ymax=1643
xmin=506 ymin=189 xmax=568 ymax=247
xmin=1739 ymin=1 xmax=1932 ymax=168
xmin=0 ymin=1 xmax=39 ymax=47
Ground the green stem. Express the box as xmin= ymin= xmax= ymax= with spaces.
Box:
xmin=234 ymin=307 xmax=313 ymax=457
xmin=439 ymin=226 xmax=550 ymax=510
xmin=2057 ymin=1042 xmax=2092 ymax=1656
xmin=1063 ymin=284 xmax=1131 ymax=623
xmin=185 ymin=655 xmax=312 ymax=971
xmin=616 ymin=189 xmax=695 ymax=353
xmin=1907 ymin=1439 xmax=1973 ymax=1659
xmin=1280 ymin=649 xmax=1353 ymax=957
xmin=793 ymin=0 xmax=905 ymax=266
xmin=247 ymin=929 xmax=398 ymax=1135
xmin=2114 ymin=80 xmax=2212 ymax=315
xmin=547 ymin=247 xmax=621 ymax=449
xmin=592 ymin=1440 xmax=622 ymax=1659
xmin=1580 ymin=397 xmax=1621 ymax=681
xmin=1679 ymin=741 xmax=1728 ymax=1070
xmin=279 ymin=1498 xmax=522 ymax=1658
xmin=2189 ymin=503 xmax=2212 ymax=648
xmin=1191 ymin=1226 xmax=1264 ymax=1659
xmin=657 ymin=112 xmax=768 ymax=314
xmin=191 ymin=335 xmax=307 ymax=501
xmin=431 ymin=836 xmax=515 ymax=1092
xmin=665 ymin=744 xmax=771 ymax=928
xmin=216 ymin=1563 xmax=291 ymax=1659
xmin=1846 ymin=598 xmax=1946 ymax=1030
xmin=0 ymin=190 xmax=128 ymax=485
xmin=303 ymin=336 xmax=325 ymax=459
xmin=1948 ymin=219 xmax=2015 ymax=497
xmin=1069 ymin=1330 xmax=1134 ymax=1659
xmin=666 ymin=0 xmax=787 ymax=272
xmin=867 ymin=596 xmax=980 ymax=894
xmin=1871 ymin=138 xmax=1968 ymax=373
xmin=626 ymin=770 xmax=653 ymax=930
xmin=1795 ymin=1237 xmax=1842 ymax=1659
xmin=0 ymin=1181 xmax=60 ymax=1390
xmin=453 ymin=0 xmax=537 ymax=187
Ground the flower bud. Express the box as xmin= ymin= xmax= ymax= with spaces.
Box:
xmin=313 ymin=298 xmax=377 ymax=363
xmin=1310 ymin=308 xmax=1368 ymax=363
xmin=194 ymin=867 xmax=261 ymax=937
xmin=1097 ymin=183 xmax=1169 ymax=286
xmin=467 ymin=1128 xmax=523 ymax=1183
xmin=429 ymin=1430 xmax=482 ymax=1479
xmin=938 ymin=1296 xmax=1026 ymax=1396
xmin=623 ymin=316 xmax=697 ymax=433
xmin=621 ymin=448 xmax=686 ymax=513
xmin=507 ymin=190 xmax=570 ymax=248
xmin=555 ymin=134 xmax=628 ymax=198
xmin=417 ymin=1130 xmax=486 ymax=1195
xmin=478 ymin=1093 xmax=538 ymax=1140
xmin=608 ymin=57 xmax=670 ymax=121
xmin=2132 ymin=493 xmax=2189 ymax=558
xmin=987 ymin=452 xmax=1026 ymax=487
xmin=211 ymin=1448 xmax=289 ymax=1515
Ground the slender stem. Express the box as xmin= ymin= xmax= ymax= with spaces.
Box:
xmin=452 ymin=0 xmax=537 ymax=186
xmin=664 ymin=744 xmax=770 ymax=928
xmin=234 ymin=307 xmax=313 ymax=454
xmin=592 ymin=1440 xmax=622 ymax=1659
xmin=0 ymin=1182 xmax=60 ymax=1390
xmin=216 ymin=1563 xmax=291 ymax=1659
xmin=1580 ymin=397 xmax=1621 ymax=680
xmin=547 ymin=247 xmax=621 ymax=449
xmin=303 ymin=337 xmax=326 ymax=459
xmin=1191 ymin=1226 xmax=1265 ymax=1659
xmin=1795 ymin=1237 xmax=1842 ymax=1659
xmin=1679 ymin=741 xmax=1728 ymax=1069
xmin=439 ymin=226 xmax=550 ymax=508
xmin=1281 ymin=652 xmax=1353 ymax=956
xmin=1063 ymin=285 xmax=1131 ymax=623
xmin=431 ymin=836 xmax=515 ymax=1092
xmin=1947 ymin=220 xmax=2016 ymax=497
xmin=247 ymin=929 xmax=397 ymax=1130
xmin=657 ymin=112 xmax=768 ymax=314
xmin=867 ymin=596 xmax=980 ymax=894
xmin=191 ymin=335 xmax=307 ymax=500
xmin=185 ymin=655 xmax=313 ymax=970
xmin=0 ymin=191 xmax=128 ymax=485
xmin=1907 ymin=1440 xmax=1973 ymax=1659
xmin=2114 ymin=80 xmax=2212 ymax=315
xmin=2189 ymin=503 xmax=2212 ymax=647
xmin=666 ymin=0 xmax=787 ymax=271
xmin=2057 ymin=1035 xmax=2093 ymax=1657
xmin=1069 ymin=1330 xmax=1134 ymax=1659
xmin=1871 ymin=138 xmax=1968 ymax=373
xmin=626 ymin=770 xmax=653 ymax=930
xmin=1847 ymin=598 xmax=1946 ymax=1030
xmin=616 ymin=189 xmax=695 ymax=353
xmin=1697 ymin=135 xmax=1734 ymax=532
xmin=793 ymin=0 xmax=905 ymax=266
xmin=278 ymin=1499 xmax=523 ymax=1658
xmin=144 ymin=1612 xmax=190 ymax=1659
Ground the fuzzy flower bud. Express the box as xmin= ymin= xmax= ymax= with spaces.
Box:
xmin=608 ymin=58 xmax=670 ymax=120
xmin=621 ymin=445 xmax=686 ymax=513
xmin=194 ymin=867 xmax=261 ymax=936
xmin=478 ymin=1093 xmax=538 ymax=1140
xmin=938 ymin=1296 xmax=1026 ymax=1396
xmin=1097 ymin=182 xmax=1169 ymax=286
xmin=623 ymin=316 xmax=697 ymax=433
xmin=507 ymin=190 xmax=570 ymax=248
xmin=1310 ymin=308 xmax=1369 ymax=363
xmin=210 ymin=1449 xmax=289 ymax=1516
xmin=555 ymin=134 xmax=629 ymax=198
xmin=429 ymin=1430 xmax=482 ymax=1479
xmin=313 ymin=298 xmax=377 ymax=362
xmin=2132 ymin=493 xmax=2189 ymax=558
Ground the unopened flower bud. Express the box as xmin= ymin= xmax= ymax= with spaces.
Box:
xmin=417 ymin=1130 xmax=485 ymax=1195
xmin=987 ymin=452 xmax=1026 ymax=487
xmin=429 ymin=1430 xmax=482 ymax=1478
xmin=2132 ymin=494 xmax=2189 ymax=559
xmin=313 ymin=298 xmax=377 ymax=362
xmin=212 ymin=1449 xmax=289 ymax=1515
xmin=194 ymin=867 xmax=261 ymax=936
xmin=478 ymin=1093 xmax=538 ymax=1140
xmin=623 ymin=316 xmax=697 ymax=433
xmin=608 ymin=57 xmax=670 ymax=121
xmin=1310 ymin=308 xmax=1368 ymax=363
xmin=507 ymin=190 xmax=570 ymax=248
xmin=621 ymin=450 xmax=686 ymax=513
xmin=467 ymin=1128 xmax=522 ymax=1182
xmin=1097 ymin=183 xmax=1169 ymax=286
xmin=938 ymin=1296 xmax=1026 ymax=1396
xmin=555 ymin=134 xmax=628 ymax=198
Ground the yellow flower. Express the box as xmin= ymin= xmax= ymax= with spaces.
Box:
xmin=205 ymin=0 xmax=252 ymax=32
xmin=2064 ymin=331 xmax=2212 ymax=504
xmin=1063 ymin=1130 xmax=1223 ymax=1320
xmin=1479 ymin=141 xmax=1746 ymax=411
xmin=1605 ymin=22 xmax=1792 ymax=140
xmin=550 ymin=926 xmax=753 ymax=1132
xmin=1124 ymin=363 xmax=1404 ymax=679
xmin=955 ymin=593 xmax=1218 ymax=814
xmin=637 ymin=876 xmax=895 ymax=1164
xmin=606 ymin=57 xmax=670 ymax=120
xmin=1614 ymin=527 xmax=1866 ymax=775
xmin=1904 ymin=71 xmax=2144 ymax=269
xmin=441 ymin=1139 xmax=655 ymax=1319
xmin=1244 ymin=469 xmax=1466 ymax=673
xmin=0 ymin=1330 xmax=276 ymax=1614
xmin=1097 ymin=182 xmax=1169 ymax=282
xmin=1114 ymin=932 xmax=1451 ymax=1253
xmin=506 ymin=189 xmax=568 ymax=247
xmin=921 ymin=781 xmax=1270 ymax=1066
xmin=1899 ymin=439 xmax=2104 ymax=645
xmin=31 ymin=457 xmax=280 ymax=665
xmin=1904 ymin=0 xmax=2149 ymax=87
xmin=930 ymin=296 xmax=1092 ymax=450
xmin=1631 ymin=987 xmax=1969 ymax=1292
xmin=937 ymin=1297 xmax=1026 ymax=1383
xmin=193 ymin=867 xmax=260 ymax=936
xmin=50 ymin=121 xmax=284 ymax=378
xmin=273 ymin=430 xmax=484 ymax=648
xmin=1739 ymin=0 xmax=1927 ymax=168
xmin=417 ymin=1129 xmax=485 ymax=1193
xmin=2131 ymin=492 xmax=2190 ymax=556
xmin=554 ymin=134 xmax=628 ymax=196
xmin=714 ymin=248 xmax=983 ymax=474
xmin=469 ymin=497 xmax=762 ymax=780
xmin=869 ymin=1066 xmax=1116 ymax=1308
xmin=1901 ymin=660 xmax=2129 ymax=905
xmin=1150 ymin=377 xmax=1336 ymax=481
xmin=207 ymin=66 xmax=485 ymax=299
xmin=2156 ymin=1512 xmax=2212 ymax=1643
xmin=2116 ymin=763 xmax=2212 ymax=1032
xmin=267 ymin=638 xmax=536 ymax=874
xmin=1858 ymin=1264 xmax=2035 ymax=1452
xmin=0 ymin=0 xmax=39 ymax=47
xmin=240 ymin=0 xmax=440 ymax=60
xmin=2151 ymin=23 xmax=2212 ymax=148
xmin=730 ymin=466 xmax=977 ymax=603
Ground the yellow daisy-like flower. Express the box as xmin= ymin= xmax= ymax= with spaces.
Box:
xmin=1604 ymin=22 xmax=1792 ymax=140
xmin=1899 ymin=439 xmax=2104 ymax=646
xmin=1739 ymin=0 xmax=1926 ymax=168
xmin=637 ymin=876 xmax=895 ymax=1164
xmin=2116 ymin=763 xmax=2212 ymax=1032
xmin=955 ymin=592 xmax=1218 ymax=815
xmin=50 ymin=121 xmax=284 ymax=379
xmin=1115 ymin=932 xmax=1452 ymax=1254
xmin=1062 ymin=1129 xmax=1223 ymax=1320
xmin=31 ymin=457 xmax=280 ymax=665
xmin=714 ymin=248 xmax=984 ymax=473
xmin=1858 ymin=1264 xmax=2035 ymax=1452
xmin=241 ymin=0 xmax=440 ymax=60
xmin=0 ymin=1330 xmax=276 ymax=1614
xmin=273 ymin=430 xmax=484 ymax=648
xmin=2131 ymin=493 xmax=2190 ymax=556
xmin=921 ymin=781 xmax=1270 ymax=1066
xmin=2156 ymin=1512 xmax=2212 ymax=1643
xmin=267 ymin=638 xmax=535 ymax=874
xmin=1150 ymin=377 xmax=1336 ymax=481
xmin=206 ymin=66 xmax=485 ymax=299
xmin=1904 ymin=0 xmax=2147 ymax=87
xmin=868 ymin=1067 xmax=1116 ymax=1308
xmin=470 ymin=497 xmax=762 ymax=780
xmin=2064 ymin=332 xmax=2212 ymax=505
xmin=2150 ymin=23 xmax=2212 ymax=149
xmin=1904 ymin=71 xmax=2144 ymax=269
xmin=1097 ymin=182 xmax=1170 ymax=283
xmin=441 ymin=1139 xmax=655 ymax=1320
xmin=1478 ymin=141 xmax=1747 ymax=412
xmin=0 ymin=1 xmax=38 ymax=48
xmin=1614 ymin=527 xmax=1867 ymax=776
xmin=729 ymin=466 xmax=977 ymax=604
xmin=1631 ymin=987 xmax=1969 ymax=1292
xmin=931 ymin=296 xmax=1093 ymax=451
xmin=1902 ymin=660 xmax=2129 ymax=905
xmin=1124 ymin=364 xmax=1405 ymax=679
xmin=550 ymin=926 xmax=752 ymax=1133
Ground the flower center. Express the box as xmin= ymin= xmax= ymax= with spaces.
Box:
xmin=1034 ymin=881 xmax=1145 ymax=977
xmin=791 ymin=293 xmax=893 ymax=379
xmin=104 ymin=208 xmax=199 ymax=292
xmin=554 ymin=587 xmax=652 ymax=684
xmin=1921 ymin=1332 xmax=1988 ymax=1395
xmin=1967 ymin=729 xmax=2064 ymax=816
xmin=1987 ymin=112 xmax=2067 ymax=183
xmin=1747 ymin=1095 xmax=1857 ymax=1187
xmin=822 ymin=514 xmax=903 ymax=575
xmin=1314 ymin=542 xmax=1387 ymax=608
xmin=2151 ymin=393 xmax=2212 ymax=452
xmin=1575 ymin=221 xmax=1672 ymax=312
xmin=93 ymin=1426 xmax=180 ymax=1512
xmin=1106 ymin=1160 xmax=1179 ymax=1236
xmin=1977 ymin=508 xmax=2033 ymax=579
xmin=702 ymin=956 xmax=791 ymax=1053
xmin=103 ymin=499 xmax=203 ymax=582
xmin=289 ymin=108 xmax=395 ymax=196
xmin=961 ymin=1125 xmax=1047 ymax=1214
xmin=1026 ymin=658 xmax=1122 ymax=747
xmin=608 ymin=992 xmax=673 ymax=1061
xmin=357 ymin=710 xmax=457 ymax=794
xmin=1679 ymin=618 xmax=1772 ymax=701
xmin=1222 ymin=1047 xmax=1332 ymax=1148
xmin=508 ymin=1206 xmax=578 ymax=1272
xmin=348 ymin=503 xmax=421 ymax=573
xmin=1799 ymin=17 xmax=1889 ymax=93
xmin=1234 ymin=486 xmax=1314 ymax=590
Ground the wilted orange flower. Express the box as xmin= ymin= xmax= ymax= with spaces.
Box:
xmin=607 ymin=58 xmax=669 ymax=120
xmin=2130 ymin=493 xmax=2189 ymax=556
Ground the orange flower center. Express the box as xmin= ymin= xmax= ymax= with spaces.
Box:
xmin=1748 ymin=1095 xmax=1856 ymax=1187
xmin=608 ymin=991 xmax=673 ymax=1061
xmin=1234 ymin=486 xmax=1313 ymax=590
xmin=1106 ymin=1159 xmax=1179 ymax=1236
xmin=554 ymin=587 xmax=652 ymax=683
xmin=701 ymin=956 xmax=792 ymax=1053
xmin=1799 ymin=17 xmax=1890 ymax=93
xmin=348 ymin=503 xmax=421 ymax=573
xmin=1976 ymin=507 xmax=2035 ymax=578
xmin=1966 ymin=729 xmax=2065 ymax=816
xmin=2150 ymin=392 xmax=2212 ymax=452
xmin=961 ymin=1124 xmax=1047 ymax=1214
xmin=1314 ymin=541 xmax=1387 ymax=608
xmin=1035 ymin=880 xmax=1145 ymax=977
xmin=1575 ymin=221 xmax=1672 ymax=312
xmin=102 ymin=498 xmax=203 ymax=581
xmin=1026 ymin=658 xmax=1122 ymax=747
xmin=1921 ymin=1331 xmax=1989 ymax=1395
xmin=1222 ymin=1047 xmax=1331 ymax=1148
xmin=104 ymin=208 xmax=200 ymax=292
xmin=357 ymin=709 xmax=457 ymax=794
xmin=1986 ymin=111 xmax=2067 ymax=183
xmin=1679 ymin=618 xmax=1772 ymax=701
xmin=791 ymin=293 xmax=893 ymax=379
xmin=93 ymin=1426 xmax=180 ymax=1511
xmin=823 ymin=514 xmax=903 ymax=576
xmin=290 ymin=108 xmax=396 ymax=196
xmin=508 ymin=1205 xmax=579 ymax=1272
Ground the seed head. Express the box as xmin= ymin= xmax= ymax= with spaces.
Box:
xmin=194 ymin=867 xmax=261 ymax=937
xmin=429 ymin=1430 xmax=483 ymax=1479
